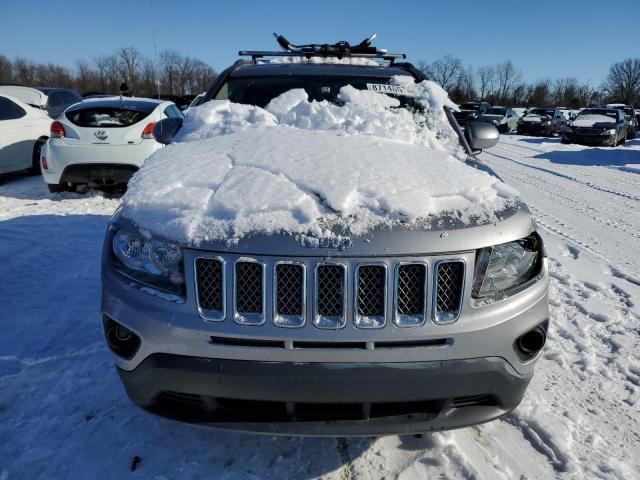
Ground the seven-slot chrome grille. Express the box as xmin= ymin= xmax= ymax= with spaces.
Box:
xmin=194 ymin=256 xmax=465 ymax=329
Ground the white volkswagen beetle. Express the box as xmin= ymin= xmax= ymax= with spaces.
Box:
xmin=41 ymin=97 xmax=182 ymax=193
xmin=0 ymin=94 xmax=51 ymax=176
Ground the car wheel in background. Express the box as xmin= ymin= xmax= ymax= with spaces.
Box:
xmin=561 ymin=137 xmax=571 ymax=144
xmin=30 ymin=139 xmax=46 ymax=175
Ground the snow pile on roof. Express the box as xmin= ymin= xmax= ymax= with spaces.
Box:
xmin=122 ymin=81 xmax=518 ymax=245
xmin=572 ymin=114 xmax=616 ymax=127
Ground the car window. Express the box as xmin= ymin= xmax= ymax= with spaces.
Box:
xmin=0 ymin=96 xmax=27 ymax=120
xmin=214 ymin=75 xmax=423 ymax=111
xmin=61 ymin=91 xmax=81 ymax=106
xmin=47 ymin=92 xmax=63 ymax=109
xmin=66 ymin=107 xmax=153 ymax=127
xmin=485 ymin=108 xmax=506 ymax=115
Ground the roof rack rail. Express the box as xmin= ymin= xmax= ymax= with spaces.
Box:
xmin=239 ymin=33 xmax=406 ymax=64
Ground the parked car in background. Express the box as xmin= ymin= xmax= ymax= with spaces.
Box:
xmin=516 ymin=107 xmax=565 ymax=136
xmin=562 ymin=108 xmax=627 ymax=146
xmin=41 ymin=97 xmax=183 ymax=192
xmin=0 ymin=94 xmax=50 ymax=175
xmin=0 ymin=85 xmax=82 ymax=118
xmin=478 ymin=107 xmax=519 ymax=133
xmin=605 ymin=103 xmax=637 ymax=139
xmin=453 ymin=101 xmax=491 ymax=126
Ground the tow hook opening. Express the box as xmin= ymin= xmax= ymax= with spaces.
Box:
xmin=515 ymin=320 xmax=548 ymax=362
xmin=103 ymin=316 xmax=141 ymax=360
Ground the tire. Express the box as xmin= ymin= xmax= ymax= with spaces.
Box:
xmin=561 ymin=137 xmax=571 ymax=144
xmin=30 ymin=139 xmax=46 ymax=175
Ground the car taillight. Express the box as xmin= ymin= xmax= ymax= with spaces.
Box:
xmin=50 ymin=121 xmax=65 ymax=138
xmin=41 ymin=155 xmax=48 ymax=170
xmin=142 ymin=122 xmax=157 ymax=139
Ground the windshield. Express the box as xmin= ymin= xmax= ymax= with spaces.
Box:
xmin=460 ymin=103 xmax=480 ymax=110
xmin=578 ymin=109 xmax=618 ymax=121
xmin=485 ymin=108 xmax=506 ymax=115
xmin=528 ymin=108 xmax=554 ymax=116
xmin=215 ymin=75 xmax=422 ymax=111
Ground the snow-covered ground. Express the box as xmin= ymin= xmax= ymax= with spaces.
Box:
xmin=1 ymin=134 xmax=639 ymax=479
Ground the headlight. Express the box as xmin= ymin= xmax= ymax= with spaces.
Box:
xmin=542 ymin=120 xmax=551 ymax=125
xmin=564 ymin=125 xmax=573 ymax=133
xmin=112 ymin=229 xmax=185 ymax=294
xmin=472 ymin=234 xmax=543 ymax=299
xmin=602 ymin=128 xmax=616 ymax=136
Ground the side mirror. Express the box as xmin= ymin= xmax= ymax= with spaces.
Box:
xmin=153 ymin=117 xmax=183 ymax=145
xmin=465 ymin=121 xmax=500 ymax=152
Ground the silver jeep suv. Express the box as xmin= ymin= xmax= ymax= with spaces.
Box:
xmin=101 ymin=39 xmax=549 ymax=436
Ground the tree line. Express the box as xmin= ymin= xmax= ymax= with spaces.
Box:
xmin=418 ymin=56 xmax=640 ymax=108
xmin=0 ymin=46 xmax=217 ymax=97
xmin=1 ymin=47 xmax=638 ymax=108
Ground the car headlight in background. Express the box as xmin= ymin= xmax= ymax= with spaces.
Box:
xmin=542 ymin=120 xmax=551 ymax=125
xmin=602 ymin=128 xmax=616 ymax=136
xmin=564 ymin=125 xmax=574 ymax=133
xmin=111 ymin=229 xmax=185 ymax=294
xmin=472 ymin=233 xmax=543 ymax=299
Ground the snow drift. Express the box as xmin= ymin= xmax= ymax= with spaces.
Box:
xmin=121 ymin=79 xmax=519 ymax=245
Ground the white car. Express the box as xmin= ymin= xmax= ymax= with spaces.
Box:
xmin=0 ymin=85 xmax=82 ymax=119
xmin=0 ymin=94 xmax=51 ymax=175
xmin=41 ymin=97 xmax=183 ymax=193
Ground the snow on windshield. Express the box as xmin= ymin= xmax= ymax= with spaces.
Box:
xmin=121 ymin=78 xmax=519 ymax=245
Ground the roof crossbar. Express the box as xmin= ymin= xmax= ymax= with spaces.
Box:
xmin=239 ymin=33 xmax=407 ymax=64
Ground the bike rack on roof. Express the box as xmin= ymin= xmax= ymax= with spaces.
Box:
xmin=239 ymin=33 xmax=407 ymax=64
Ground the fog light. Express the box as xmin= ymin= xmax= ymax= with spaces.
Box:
xmin=103 ymin=316 xmax=141 ymax=359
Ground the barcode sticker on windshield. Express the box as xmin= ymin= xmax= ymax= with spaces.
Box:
xmin=366 ymin=84 xmax=415 ymax=96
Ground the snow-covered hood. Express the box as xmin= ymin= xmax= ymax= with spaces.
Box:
xmin=121 ymin=80 xmax=520 ymax=248
xmin=571 ymin=115 xmax=616 ymax=128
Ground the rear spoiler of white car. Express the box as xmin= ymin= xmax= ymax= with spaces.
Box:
xmin=0 ymin=85 xmax=47 ymax=109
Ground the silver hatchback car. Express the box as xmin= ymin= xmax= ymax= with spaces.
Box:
xmin=101 ymin=41 xmax=549 ymax=436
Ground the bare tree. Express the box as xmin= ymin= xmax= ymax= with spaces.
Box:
xmin=477 ymin=65 xmax=495 ymax=101
xmin=528 ymin=79 xmax=552 ymax=106
xmin=0 ymin=54 xmax=12 ymax=84
xmin=601 ymin=58 xmax=640 ymax=104
xmin=494 ymin=61 xmax=522 ymax=104
xmin=139 ymin=58 xmax=159 ymax=97
xmin=117 ymin=46 xmax=142 ymax=92
xmin=427 ymin=55 xmax=463 ymax=92
xmin=159 ymin=49 xmax=181 ymax=95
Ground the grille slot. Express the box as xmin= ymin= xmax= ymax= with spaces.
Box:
xmin=274 ymin=263 xmax=305 ymax=327
xmin=355 ymin=265 xmax=386 ymax=328
xmin=234 ymin=261 xmax=264 ymax=324
xmin=434 ymin=261 xmax=465 ymax=323
xmin=395 ymin=263 xmax=427 ymax=327
xmin=315 ymin=264 xmax=346 ymax=329
xmin=195 ymin=258 xmax=224 ymax=319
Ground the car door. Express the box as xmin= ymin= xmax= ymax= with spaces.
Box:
xmin=0 ymin=96 xmax=34 ymax=173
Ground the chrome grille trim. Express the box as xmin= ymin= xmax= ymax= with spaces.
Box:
xmin=354 ymin=263 xmax=387 ymax=329
xmin=194 ymin=256 xmax=226 ymax=321
xmin=393 ymin=262 xmax=428 ymax=327
xmin=273 ymin=261 xmax=306 ymax=328
xmin=233 ymin=259 xmax=266 ymax=325
xmin=314 ymin=263 xmax=347 ymax=329
xmin=433 ymin=259 xmax=465 ymax=324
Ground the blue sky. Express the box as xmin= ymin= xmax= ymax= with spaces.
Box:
xmin=1 ymin=0 xmax=638 ymax=85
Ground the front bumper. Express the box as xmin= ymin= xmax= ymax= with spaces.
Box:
xmin=118 ymin=354 xmax=531 ymax=436
xmin=517 ymin=123 xmax=553 ymax=135
xmin=562 ymin=132 xmax=615 ymax=146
